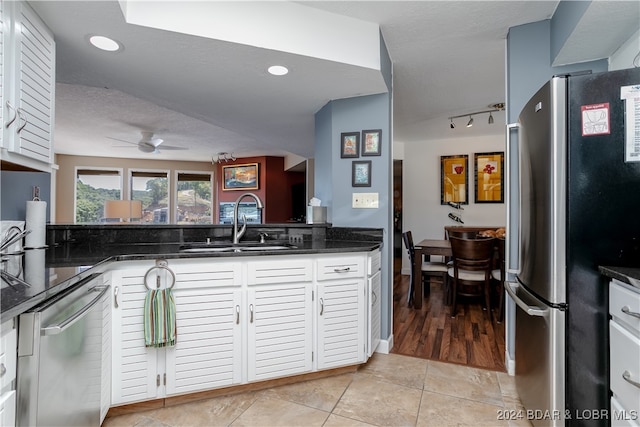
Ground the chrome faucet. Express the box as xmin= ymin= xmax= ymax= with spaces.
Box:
xmin=232 ymin=193 xmax=264 ymax=244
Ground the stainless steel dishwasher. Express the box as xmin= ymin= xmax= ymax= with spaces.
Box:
xmin=16 ymin=273 xmax=109 ymax=427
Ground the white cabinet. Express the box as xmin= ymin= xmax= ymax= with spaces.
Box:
xmin=247 ymin=258 xmax=313 ymax=381
xmin=367 ymin=250 xmax=381 ymax=357
xmin=0 ymin=320 xmax=16 ymax=427
xmin=109 ymin=251 xmax=374 ymax=405
xmin=1 ymin=0 xmax=55 ymax=171
xmin=316 ymin=254 xmax=366 ymax=370
xmin=111 ymin=259 xmax=242 ymax=405
xmin=609 ymin=279 xmax=640 ymax=426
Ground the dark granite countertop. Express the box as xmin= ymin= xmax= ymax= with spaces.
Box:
xmin=599 ymin=266 xmax=640 ymax=289
xmin=1 ymin=235 xmax=381 ymax=322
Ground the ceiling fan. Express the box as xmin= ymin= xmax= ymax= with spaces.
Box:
xmin=108 ymin=131 xmax=187 ymax=154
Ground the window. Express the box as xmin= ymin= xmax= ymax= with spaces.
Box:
xmin=75 ymin=168 xmax=122 ymax=223
xmin=130 ymin=170 xmax=169 ymax=223
xmin=176 ymin=172 xmax=213 ymax=224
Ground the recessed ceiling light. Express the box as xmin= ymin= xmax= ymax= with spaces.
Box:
xmin=268 ymin=65 xmax=289 ymax=76
xmin=88 ymin=35 xmax=122 ymax=52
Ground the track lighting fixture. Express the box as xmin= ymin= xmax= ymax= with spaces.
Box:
xmin=211 ymin=152 xmax=236 ymax=164
xmin=447 ymin=102 xmax=505 ymax=129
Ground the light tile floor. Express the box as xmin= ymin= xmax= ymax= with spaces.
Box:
xmin=103 ymin=353 xmax=532 ymax=427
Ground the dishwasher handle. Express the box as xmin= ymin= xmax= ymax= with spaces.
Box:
xmin=41 ymin=285 xmax=110 ymax=336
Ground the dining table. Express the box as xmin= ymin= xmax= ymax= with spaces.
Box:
xmin=412 ymin=239 xmax=452 ymax=309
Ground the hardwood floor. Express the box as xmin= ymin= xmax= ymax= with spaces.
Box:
xmin=391 ymin=257 xmax=506 ymax=372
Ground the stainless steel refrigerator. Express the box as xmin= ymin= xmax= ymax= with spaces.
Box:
xmin=506 ymin=68 xmax=640 ymax=426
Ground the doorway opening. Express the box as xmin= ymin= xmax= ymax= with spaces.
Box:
xmin=390 ymin=160 xmax=506 ymax=372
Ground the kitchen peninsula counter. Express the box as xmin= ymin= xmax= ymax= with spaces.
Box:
xmin=599 ymin=266 xmax=640 ymax=289
xmin=1 ymin=224 xmax=383 ymax=322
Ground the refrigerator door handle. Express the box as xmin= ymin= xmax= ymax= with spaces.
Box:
xmin=41 ymin=285 xmax=110 ymax=336
xmin=506 ymin=122 xmax=520 ymax=275
xmin=505 ymin=281 xmax=548 ymax=317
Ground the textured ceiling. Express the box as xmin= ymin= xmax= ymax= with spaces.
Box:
xmin=29 ymin=1 xmax=639 ymax=162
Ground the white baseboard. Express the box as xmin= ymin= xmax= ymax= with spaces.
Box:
xmin=375 ymin=334 xmax=393 ymax=354
xmin=506 ymin=350 xmax=515 ymax=376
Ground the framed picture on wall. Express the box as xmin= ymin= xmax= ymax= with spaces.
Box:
xmin=361 ymin=129 xmax=382 ymax=156
xmin=440 ymin=154 xmax=468 ymax=204
xmin=352 ymin=160 xmax=372 ymax=187
xmin=341 ymin=132 xmax=360 ymax=158
xmin=222 ymin=163 xmax=259 ymax=190
xmin=474 ymin=152 xmax=504 ymax=203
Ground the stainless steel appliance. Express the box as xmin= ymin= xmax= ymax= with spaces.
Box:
xmin=17 ymin=273 xmax=109 ymax=426
xmin=506 ymin=68 xmax=640 ymax=426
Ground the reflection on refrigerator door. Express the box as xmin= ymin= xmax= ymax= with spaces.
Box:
xmin=506 ymin=281 xmax=566 ymax=427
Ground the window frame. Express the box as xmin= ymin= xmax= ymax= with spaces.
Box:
xmin=129 ymin=168 xmax=171 ymax=224
xmin=74 ymin=166 xmax=124 ymax=224
xmin=174 ymin=169 xmax=215 ymax=224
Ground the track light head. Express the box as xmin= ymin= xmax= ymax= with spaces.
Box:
xmin=466 ymin=116 xmax=473 ymax=127
xmin=450 ymin=119 xmax=455 ymax=129
xmin=488 ymin=112 xmax=494 ymax=124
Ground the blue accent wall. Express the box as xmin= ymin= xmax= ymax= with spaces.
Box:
xmin=1 ymin=171 xmax=51 ymax=222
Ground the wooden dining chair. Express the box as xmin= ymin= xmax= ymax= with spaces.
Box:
xmin=491 ymin=237 xmax=506 ymax=322
xmin=402 ymin=231 xmax=448 ymax=307
xmin=447 ymin=236 xmax=495 ymax=317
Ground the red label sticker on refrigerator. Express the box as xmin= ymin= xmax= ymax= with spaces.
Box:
xmin=581 ymin=103 xmax=610 ymax=136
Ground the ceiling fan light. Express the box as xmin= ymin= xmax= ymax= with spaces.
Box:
xmin=466 ymin=116 xmax=473 ymax=127
xmin=488 ymin=112 xmax=494 ymax=124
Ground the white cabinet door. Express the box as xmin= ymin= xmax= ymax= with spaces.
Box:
xmin=165 ymin=261 xmax=242 ymax=396
xmin=111 ymin=266 xmax=159 ymax=406
xmin=246 ymin=257 xmax=313 ymax=382
xmin=0 ymin=390 xmax=15 ymax=427
xmin=316 ymin=277 xmax=366 ymax=370
xmin=367 ymin=270 xmax=381 ymax=357
xmin=100 ymin=273 xmax=112 ymax=424
xmin=9 ymin=1 xmax=54 ymax=164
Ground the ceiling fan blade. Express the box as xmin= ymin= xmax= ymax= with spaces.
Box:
xmin=155 ymin=145 xmax=187 ymax=151
xmin=106 ymin=136 xmax=138 ymax=145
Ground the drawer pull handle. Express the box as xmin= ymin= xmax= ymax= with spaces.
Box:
xmin=235 ymin=305 xmax=240 ymax=324
xmin=334 ymin=267 xmax=350 ymax=273
xmin=319 ymin=298 xmax=324 ymax=316
xmin=249 ymin=304 xmax=254 ymax=323
xmin=622 ymin=371 xmax=640 ymax=389
xmin=114 ymin=286 xmax=119 ymax=308
xmin=0 ymin=363 xmax=6 ymax=377
xmin=621 ymin=306 xmax=640 ymax=319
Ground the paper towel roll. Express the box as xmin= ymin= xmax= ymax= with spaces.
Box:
xmin=25 ymin=200 xmax=47 ymax=249
xmin=24 ymin=248 xmax=45 ymax=286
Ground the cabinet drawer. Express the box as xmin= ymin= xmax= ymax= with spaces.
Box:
xmin=610 ymin=320 xmax=640 ymax=415
xmin=317 ymin=255 xmax=365 ymax=281
xmin=610 ymin=280 xmax=640 ymax=334
xmin=367 ymin=250 xmax=381 ymax=276
xmin=248 ymin=258 xmax=312 ymax=285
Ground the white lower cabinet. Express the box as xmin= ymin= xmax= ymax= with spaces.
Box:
xmin=316 ymin=254 xmax=366 ymax=370
xmin=110 ymin=251 xmax=377 ymax=406
xmin=609 ymin=279 xmax=640 ymax=426
xmin=0 ymin=320 xmax=17 ymax=427
xmin=111 ymin=259 xmax=242 ymax=405
xmin=247 ymin=257 xmax=313 ymax=381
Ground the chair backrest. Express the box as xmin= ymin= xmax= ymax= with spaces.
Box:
xmin=447 ymin=229 xmax=478 ymax=239
xmin=402 ymin=231 xmax=415 ymax=262
xmin=449 ymin=236 xmax=495 ymax=272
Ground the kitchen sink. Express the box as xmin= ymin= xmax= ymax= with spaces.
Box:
xmin=179 ymin=242 xmax=297 ymax=253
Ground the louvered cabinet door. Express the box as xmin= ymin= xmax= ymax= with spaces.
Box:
xmin=110 ymin=266 xmax=159 ymax=406
xmin=165 ymin=261 xmax=243 ymax=396
xmin=11 ymin=1 xmax=54 ymax=163
xmin=316 ymin=277 xmax=366 ymax=370
xmin=246 ymin=257 xmax=314 ymax=382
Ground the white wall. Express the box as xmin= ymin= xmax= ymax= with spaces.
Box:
xmin=401 ymin=130 xmax=506 ymax=274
